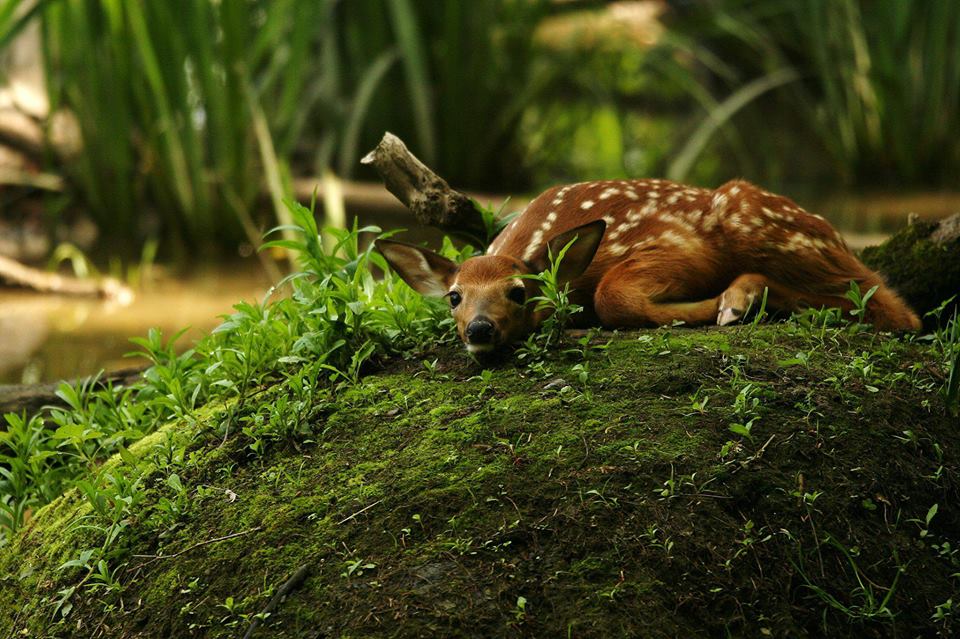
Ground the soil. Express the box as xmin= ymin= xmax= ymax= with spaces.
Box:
xmin=1 ymin=327 xmax=957 ymax=638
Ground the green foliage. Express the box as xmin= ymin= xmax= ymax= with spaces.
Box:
xmin=844 ymin=281 xmax=879 ymax=325
xmin=925 ymin=300 xmax=960 ymax=417
xmin=35 ymin=1 xmax=549 ymax=250
xmin=41 ymin=0 xmax=331 ymax=248
xmin=0 ymin=198 xmax=451 ymax=546
xmin=0 ymin=0 xmax=51 ymax=54
xmin=661 ymin=0 xmax=960 ymax=187
xmin=516 ymin=238 xmax=585 ymax=362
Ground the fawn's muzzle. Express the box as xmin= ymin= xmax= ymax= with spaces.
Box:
xmin=465 ymin=317 xmax=496 ymax=345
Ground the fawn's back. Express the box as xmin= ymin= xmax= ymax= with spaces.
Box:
xmin=488 ymin=178 xmax=854 ymax=299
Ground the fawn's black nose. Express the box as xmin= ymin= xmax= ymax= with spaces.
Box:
xmin=465 ymin=318 xmax=495 ymax=344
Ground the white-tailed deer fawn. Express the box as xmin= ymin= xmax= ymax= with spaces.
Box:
xmin=377 ymin=179 xmax=920 ymax=352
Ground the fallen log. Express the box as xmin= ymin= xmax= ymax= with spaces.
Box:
xmin=0 ymin=366 xmax=146 ymax=417
xmin=0 ymin=254 xmax=133 ymax=303
xmin=861 ymin=212 xmax=960 ymax=323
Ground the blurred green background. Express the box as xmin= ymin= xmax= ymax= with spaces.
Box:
xmin=1 ymin=0 xmax=959 ymax=383
xmin=2 ymin=0 xmax=957 ymax=257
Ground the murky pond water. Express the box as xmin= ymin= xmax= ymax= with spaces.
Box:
xmin=0 ymin=261 xmax=273 ymax=385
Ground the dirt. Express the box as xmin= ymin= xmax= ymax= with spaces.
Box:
xmin=1 ymin=327 xmax=957 ymax=638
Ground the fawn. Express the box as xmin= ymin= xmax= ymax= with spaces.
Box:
xmin=376 ymin=179 xmax=921 ymax=353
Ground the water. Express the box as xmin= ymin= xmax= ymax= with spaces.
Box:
xmin=0 ymin=262 xmax=273 ymax=385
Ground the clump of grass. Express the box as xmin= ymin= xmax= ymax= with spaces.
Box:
xmin=514 ymin=238 xmax=585 ymax=366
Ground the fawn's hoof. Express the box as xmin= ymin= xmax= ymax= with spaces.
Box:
xmin=717 ymin=306 xmax=745 ymax=326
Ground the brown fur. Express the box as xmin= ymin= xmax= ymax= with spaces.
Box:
xmin=489 ymin=179 xmax=920 ymax=331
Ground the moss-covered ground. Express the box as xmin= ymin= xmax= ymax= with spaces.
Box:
xmin=1 ymin=326 xmax=958 ymax=638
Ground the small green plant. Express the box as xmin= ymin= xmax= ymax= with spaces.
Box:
xmin=750 ymin=286 xmax=770 ymax=328
xmin=469 ymin=369 xmax=496 ymax=396
xmin=799 ymin=536 xmax=903 ymax=624
xmin=728 ymin=382 xmax=763 ymax=441
xmin=516 ymin=237 xmax=586 ymax=365
xmin=932 ymin=597 xmax=954 ymax=627
xmin=475 ymin=197 xmax=517 ymax=247
xmin=938 ymin=309 xmax=960 ymax=416
xmin=844 ymin=281 xmax=879 ymax=325
xmin=513 ymin=595 xmax=528 ymax=623
xmin=341 ymin=559 xmax=377 ymax=579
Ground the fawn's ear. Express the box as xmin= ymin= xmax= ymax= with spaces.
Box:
xmin=375 ymin=240 xmax=458 ymax=296
xmin=528 ymin=220 xmax=606 ymax=284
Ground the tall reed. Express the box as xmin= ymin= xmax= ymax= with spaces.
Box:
xmin=41 ymin=0 xmax=331 ymax=250
xmin=37 ymin=1 xmax=550 ymax=253
xmin=660 ymin=0 xmax=960 ymax=188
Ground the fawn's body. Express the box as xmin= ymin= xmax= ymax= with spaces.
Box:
xmin=377 ymin=178 xmax=920 ymax=352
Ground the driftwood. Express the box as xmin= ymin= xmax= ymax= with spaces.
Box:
xmin=361 ymin=132 xmax=487 ymax=240
xmin=0 ymin=254 xmax=133 ymax=302
xmin=0 ymin=366 xmax=145 ymax=417
xmin=291 ymin=176 xmax=519 ymax=220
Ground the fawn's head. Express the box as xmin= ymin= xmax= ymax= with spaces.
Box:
xmin=376 ymin=221 xmax=604 ymax=353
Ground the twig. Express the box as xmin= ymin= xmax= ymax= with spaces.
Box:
xmin=361 ymin=132 xmax=486 ymax=241
xmin=241 ymin=563 xmax=311 ymax=639
xmin=0 ymin=254 xmax=132 ymax=301
xmin=336 ymin=499 xmax=383 ymax=525
xmin=131 ymin=526 xmax=262 ymax=569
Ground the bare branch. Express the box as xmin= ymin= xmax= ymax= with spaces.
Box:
xmin=361 ymin=132 xmax=486 ymax=240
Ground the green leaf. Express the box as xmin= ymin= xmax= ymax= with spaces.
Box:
xmin=51 ymin=424 xmax=85 ymax=441
xmin=925 ymin=503 xmax=939 ymax=527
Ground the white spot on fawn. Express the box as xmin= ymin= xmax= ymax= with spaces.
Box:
xmin=539 ymin=211 xmax=557 ymax=233
xmin=625 ymin=190 xmax=639 ymax=200
xmin=523 ymin=229 xmax=545 ymax=261
xmin=581 ymin=200 xmax=595 ymax=210
xmin=608 ymin=221 xmax=639 ymax=240
xmin=598 ymin=187 xmax=621 ymax=200
xmin=608 ymin=242 xmax=628 ymax=256
xmin=702 ymin=213 xmax=719 ymax=232
xmin=660 ymin=230 xmax=693 ymax=249
xmin=711 ymin=192 xmax=729 ymax=211
xmin=782 ymin=232 xmax=816 ymax=252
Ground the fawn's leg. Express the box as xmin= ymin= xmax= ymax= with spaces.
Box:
xmin=593 ymin=259 xmax=722 ymax=327
xmin=715 ymin=274 xmax=821 ymax=325
xmin=716 ymin=272 xmax=920 ymax=330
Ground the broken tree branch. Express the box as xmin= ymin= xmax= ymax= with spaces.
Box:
xmin=242 ymin=563 xmax=311 ymax=639
xmin=0 ymin=254 xmax=133 ymax=301
xmin=361 ymin=132 xmax=487 ymax=240
xmin=0 ymin=366 xmax=147 ymax=418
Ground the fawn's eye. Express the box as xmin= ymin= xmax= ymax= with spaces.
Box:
xmin=507 ymin=286 xmax=526 ymax=305
xmin=448 ymin=291 xmax=462 ymax=308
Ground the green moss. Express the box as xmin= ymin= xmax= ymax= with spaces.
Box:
xmin=861 ymin=220 xmax=960 ymax=322
xmin=1 ymin=328 xmax=958 ymax=637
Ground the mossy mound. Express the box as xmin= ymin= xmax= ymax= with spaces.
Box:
xmin=1 ymin=328 xmax=957 ymax=637
xmin=861 ymin=214 xmax=960 ymax=324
